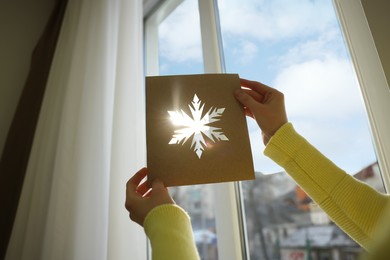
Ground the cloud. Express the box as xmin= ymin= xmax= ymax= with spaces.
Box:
xmin=276 ymin=28 xmax=345 ymax=66
xmin=274 ymin=57 xmax=364 ymax=120
xmin=232 ymin=40 xmax=259 ymax=64
xmin=218 ymin=0 xmax=336 ymax=41
xmin=158 ymin=0 xmax=202 ymax=63
xmin=267 ymin=47 xmax=377 ymax=174
xmin=157 ymin=0 xmax=338 ymax=63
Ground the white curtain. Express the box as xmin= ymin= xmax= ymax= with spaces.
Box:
xmin=6 ymin=0 xmax=147 ymax=259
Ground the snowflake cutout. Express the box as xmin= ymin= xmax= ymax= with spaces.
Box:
xmin=168 ymin=94 xmax=229 ymax=158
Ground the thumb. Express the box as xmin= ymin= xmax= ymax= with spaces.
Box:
xmin=235 ymin=89 xmax=260 ymax=112
xmin=151 ymin=179 xmax=175 ymax=204
xmin=152 ymin=178 xmax=166 ymax=193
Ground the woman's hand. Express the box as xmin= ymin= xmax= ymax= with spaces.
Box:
xmin=125 ymin=168 xmax=175 ymax=226
xmin=235 ymin=78 xmax=288 ymax=145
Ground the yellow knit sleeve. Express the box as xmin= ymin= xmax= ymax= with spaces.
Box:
xmin=264 ymin=123 xmax=389 ymax=250
xmin=144 ymin=204 xmax=200 ymax=260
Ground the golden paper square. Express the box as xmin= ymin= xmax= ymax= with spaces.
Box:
xmin=146 ymin=74 xmax=254 ymax=186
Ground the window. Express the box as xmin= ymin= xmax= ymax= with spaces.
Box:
xmin=144 ymin=0 xmax=390 ymax=259
xmin=146 ymin=1 xmax=220 ymax=259
xmin=217 ymin=1 xmax=383 ymax=258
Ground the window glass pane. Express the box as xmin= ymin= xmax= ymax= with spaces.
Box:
xmin=217 ymin=0 xmax=385 ymax=259
xmin=156 ymin=1 xmax=218 ymax=259
xmin=158 ymin=0 xmax=203 ymax=75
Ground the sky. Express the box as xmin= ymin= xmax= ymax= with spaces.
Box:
xmin=156 ymin=0 xmax=378 ymax=175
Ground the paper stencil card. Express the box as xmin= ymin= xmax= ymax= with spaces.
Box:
xmin=146 ymin=74 xmax=254 ymax=186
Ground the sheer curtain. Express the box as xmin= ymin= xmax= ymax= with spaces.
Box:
xmin=6 ymin=0 xmax=146 ymax=259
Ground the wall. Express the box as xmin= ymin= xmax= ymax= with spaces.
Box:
xmin=361 ymin=0 xmax=390 ymax=89
xmin=0 ymin=0 xmax=56 ymax=158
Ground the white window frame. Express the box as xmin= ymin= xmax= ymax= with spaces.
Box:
xmin=333 ymin=0 xmax=390 ymax=191
xmin=144 ymin=0 xmax=249 ymax=259
xmin=144 ymin=0 xmax=390 ymax=259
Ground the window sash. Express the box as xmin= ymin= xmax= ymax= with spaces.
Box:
xmin=144 ymin=1 xmax=249 ymax=259
xmin=333 ymin=0 xmax=390 ymax=191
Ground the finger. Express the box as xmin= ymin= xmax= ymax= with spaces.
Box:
xmin=235 ymin=89 xmax=261 ymax=112
xmin=234 ymin=89 xmax=259 ymax=118
xmin=141 ymin=179 xmax=164 ymax=198
xmin=240 ymin=78 xmax=273 ymax=95
xmin=141 ymin=178 xmax=163 ymax=198
xmin=142 ymin=188 xmax=153 ymax=198
xmin=151 ymin=179 xmax=175 ymax=204
xmin=127 ymin=167 xmax=148 ymax=191
xmin=142 ymin=181 xmax=159 ymax=198
xmin=149 ymin=179 xmax=169 ymax=199
xmin=136 ymin=180 xmax=151 ymax=197
xmin=241 ymin=88 xmax=264 ymax=103
xmin=151 ymin=179 xmax=166 ymax=193
xmin=244 ymin=107 xmax=254 ymax=119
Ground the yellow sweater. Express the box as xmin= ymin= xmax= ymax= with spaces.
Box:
xmin=264 ymin=123 xmax=389 ymax=251
xmin=144 ymin=204 xmax=200 ymax=260
xmin=144 ymin=123 xmax=390 ymax=259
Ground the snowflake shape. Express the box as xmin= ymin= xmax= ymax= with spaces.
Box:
xmin=168 ymin=94 xmax=229 ymax=158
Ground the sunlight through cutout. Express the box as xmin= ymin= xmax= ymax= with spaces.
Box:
xmin=168 ymin=94 xmax=229 ymax=158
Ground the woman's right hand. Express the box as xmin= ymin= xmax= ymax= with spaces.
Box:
xmin=235 ymin=78 xmax=288 ymax=145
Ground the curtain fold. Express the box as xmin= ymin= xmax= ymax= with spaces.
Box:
xmin=0 ymin=0 xmax=68 ymax=258
xmin=6 ymin=0 xmax=146 ymax=259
